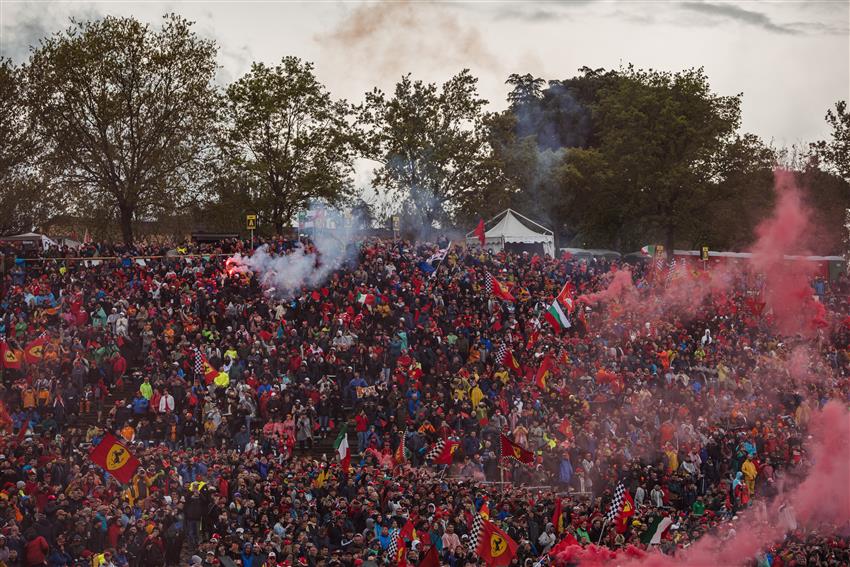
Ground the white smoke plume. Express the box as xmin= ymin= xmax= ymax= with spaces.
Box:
xmin=227 ymin=209 xmax=360 ymax=298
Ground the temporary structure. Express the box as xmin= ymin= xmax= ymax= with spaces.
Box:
xmin=0 ymin=232 xmax=58 ymax=250
xmin=466 ymin=209 xmax=555 ymax=256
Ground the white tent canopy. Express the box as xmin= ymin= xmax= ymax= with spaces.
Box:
xmin=466 ymin=209 xmax=555 ymax=256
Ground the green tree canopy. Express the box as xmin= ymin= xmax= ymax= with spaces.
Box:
xmin=358 ymin=70 xmax=495 ymax=228
xmin=219 ymin=57 xmax=355 ymax=234
xmin=26 ymin=14 xmax=219 ymax=244
xmin=0 ymin=59 xmax=53 ymax=235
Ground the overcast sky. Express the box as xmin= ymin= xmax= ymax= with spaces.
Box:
xmin=2 ymin=0 xmax=848 ymax=149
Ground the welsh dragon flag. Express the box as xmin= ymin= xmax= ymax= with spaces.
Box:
xmin=334 ymin=424 xmax=351 ymax=472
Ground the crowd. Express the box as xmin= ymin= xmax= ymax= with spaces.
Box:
xmin=0 ymin=234 xmax=848 ymax=567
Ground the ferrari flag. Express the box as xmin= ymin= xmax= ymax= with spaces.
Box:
xmin=89 ymin=433 xmax=140 ymax=484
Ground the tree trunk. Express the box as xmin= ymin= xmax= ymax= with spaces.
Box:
xmin=119 ymin=206 xmax=134 ymax=245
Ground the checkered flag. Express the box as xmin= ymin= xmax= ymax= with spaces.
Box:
xmin=496 ymin=343 xmax=508 ymax=365
xmin=425 ymin=439 xmax=445 ymax=462
xmin=666 ymin=259 xmax=677 ymax=284
xmin=468 ymin=511 xmax=484 ymax=554
xmin=193 ymin=346 xmax=203 ymax=378
xmin=605 ymin=481 xmax=626 ymax=523
xmin=485 ymin=272 xmax=495 ymax=295
xmin=387 ymin=530 xmax=399 ymax=559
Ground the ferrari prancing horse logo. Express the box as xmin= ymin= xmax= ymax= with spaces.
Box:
xmin=106 ymin=444 xmax=130 ymax=471
xmin=490 ymin=533 xmax=506 ymax=557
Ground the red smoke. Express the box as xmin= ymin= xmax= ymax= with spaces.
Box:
xmin=551 ymin=401 xmax=850 ymax=567
xmin=577 ymin=269 xmax=636 ymax=305
xmin=748 ymin=170 xmax=819 ymax=336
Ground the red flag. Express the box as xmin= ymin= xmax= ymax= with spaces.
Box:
xmin=535 ymin=354 xmax=554 ymax=390
xmin=556 ymin=282 xmax=575 ymax=311
xmin=500 ymin=433 xmax=534 ymax=464
xmin=0 ymin=340 xmax=21 ymax=370
xmin=497 ymin=344 xmax=521 ymax=374
xmin=432 ymin=440 xmax=459 ymax=465
xmin=474 ymin=218 xmax=486 ymax=245
xmin=486 ymin=272 xmax=515 ymax=302
xmin=476 ymin=518 xmax=518 ymax=567
xmin=417 ymin=545 xmax=439 ymax=567
xmin=399 ymin=518 xmax=417 ymax=541
xmin=394 ymin=534 xmax=408 ymax=567
xmin=525 ymin=329 xmax=540 ymax=351
xmin=89 ymin=433 xmax=140 ymax=484
xmin=552 ymin=498 xmax=564 ymax=534
xmin=615 ymin=490 xmax=636 ymax=533
xmin=23 ymin=336 xmax=47 ymax=365
xmin=394 ymin=432 xmax=407 ymax=468
xmin=201 ymin=353 xmax=219 ymax=384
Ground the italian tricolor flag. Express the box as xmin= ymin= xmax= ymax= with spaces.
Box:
xmin=334 ymin=424 xmax=351 ymax=472
xmin=544 ymin=300 xmax=571 ymax=332
xmin=356 ymin=293 xmax=375 ymax=306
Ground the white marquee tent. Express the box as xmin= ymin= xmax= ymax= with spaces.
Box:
xmin=465 ymin=209 xmax=555 ymax=256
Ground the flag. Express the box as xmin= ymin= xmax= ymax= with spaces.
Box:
xmin=614 ymin=489 xmax=636 ymax=533
xmin=387 ymin=531 xmax=407 ymax=567
xmin=544 ymin=299 xmax=571 ymax=333
xmin=417 ymin=545 xmax=440 ymax=567
xmin=200 ymin=352 xmax=218 ymax=384
xmin=23 ymin=336 xmax=47 ymax=365
xmin=89 ymin=433 xmax=140 ymax=484
xmin=426 ymin=439 xmax=459 ymax=465
xmin=525 ymin=329 xmax=540 ymax=351
xmin=642 ymin=515 xmax=674 ymax=545
xmin=399 ymin=518 xmax=418 ymax=542
xmin=356 ymin=292 xmax=376 ymax=306
xmin=473 ymin=218 xmax=486 ymax=245
xmin=313 ymin=465 xmax=331 ymax=489
xmin=426 ymin=248 xmax=448 ymax=264
xmin=535 ymin=354 xmax=554 ymax=390
xmin=485 ymin=272 xmax=515 ymax=302
xmin=0 ymin=339 xmax=21 ymax=370
xmin=499 ymin=433 xmax=534 ymax=464
xmin=479 ymin=500 xmax=490 ymax=520
xmin=605 ymin=481 xmax=634 ymax=523
xmin=552 ymin=498 xmax=564 ymax=535
xmin=334 ymin=424 xmax=351 ymax=472
xmin=556 ymin=282 xmax=574 ymax=310
xmin=394 ymin=430 xmax=407 ymax=468
xmin=496 ymin=343 xmax=520 ymax=373
xmin=193 ymin=347 xmax=203 ymax=378
xmin=470 ymin=513 xmax=518 ymax=567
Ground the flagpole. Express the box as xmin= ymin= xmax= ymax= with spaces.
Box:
xmin=597 ymin=518 xmax=609 ymax=544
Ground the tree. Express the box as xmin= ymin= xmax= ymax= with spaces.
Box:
xmin=0 ymin=59 xmax=53 ymax=235
xmin=812 ymin=100 xmax=850 ymax=182
xmin=358 ymin=70 xmax=495 ymax=228
xmin=505 ymin=73 xmax=545 ymax=108
xmin=220 ymin=57 xmax=355 ymax=234
xmin=565 ymin=66 xmax=742 ymax=253
xmin=26 ymin=14 xmax=219 ymax=244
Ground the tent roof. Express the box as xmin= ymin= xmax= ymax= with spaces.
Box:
xmin=467 ymin=209 xmax=553 ymax=243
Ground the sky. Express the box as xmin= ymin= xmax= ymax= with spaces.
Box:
xmin=1 ymin=0 xmax=848 ymax=149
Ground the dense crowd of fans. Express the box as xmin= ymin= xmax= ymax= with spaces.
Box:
xmin=0 ymin=235 xmax=848 ymax=567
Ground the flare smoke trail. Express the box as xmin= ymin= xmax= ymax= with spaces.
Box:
xmin=227 ymin=212 xmax=360 ymax=298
